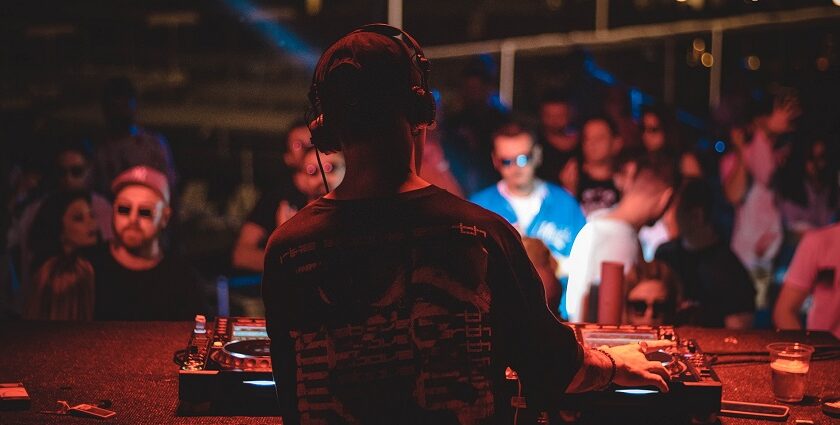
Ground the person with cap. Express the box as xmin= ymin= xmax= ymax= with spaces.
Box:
xmin=85 ymin=166 xmax=203 ymax=320
xmin=262 ymin=25 xmax=670 ymax=425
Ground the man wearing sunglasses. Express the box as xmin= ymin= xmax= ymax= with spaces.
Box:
xmin=85 ymin=166 xmax=203 ymax=320
xmin=470 ymin=123 xmax=586 ymax=308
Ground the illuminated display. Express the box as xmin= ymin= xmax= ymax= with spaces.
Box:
xmin=580 ymin=330 xmax=658 ymax=348
xmin=232 ymin=325 xmax=268 ymax=339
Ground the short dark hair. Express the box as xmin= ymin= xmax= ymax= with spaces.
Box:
xmin=492 ymin=122 xmax=537 ymax=147
xmin=581 ymin=114 xmax=619 ymax=138
xmin=54 ymin=139 xmax=93 ymax=161
xmin=539 ymin=88 xmax=571 ymax=107
xmin=315 ymin=33 xmax=417 ymax=142
xmin=628 ymin=153 xmax=680 ymax=193
xmin=625 ymin=260 xmax=681 ymax=323
xmin=462 ymin=55 xmax=497 ymax=83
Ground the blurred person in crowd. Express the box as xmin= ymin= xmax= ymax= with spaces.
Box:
xmin=720 ymin=93 xmax=800 ymax=309
xmin=773 ymin=222 xmax=840 ymax=338
xmin=523 ymin=236 xmax=562 ymax=319
xmin=233 ymin=147 xmax=345 ymax=272
xmin=775 ymin=137 xmax=839 ymax=241
xmin=263 ymin=26 xmax=670 ymax=423
xmin=93 ymin=77 xmax=177 ymax=197
xmin=283 ymin=120 xmax=317 ymax=174
xmin=623 ymin=261 xmax=680 ymax=327
xmin=443 ymin=56 xmax=510 ymax=195
xmin=24 ymin=191 xmax=99 ymax=320
xmin=86 ymin=166 xmax=203 ymax=320
xmin=536 ymin=90 xmax=579 ymax=185
xmin=417 ymin=90 xmax=464 ymax=197
xmin=6 ymin=142 xmax=113 ymax=309
xmin=471 ymin=123 xmax=586 ymax=278
xmin=566 ymin=156 xmax=676 ymax=322
xmin=637 ymin=105 xmax=702 ymax=261
xmin=656 ymin=179 xmax=755 ymax=329
xmin=561 ymin=115 xmax=622 ymax=216
xmin=231 ymin=122 xmax=313 ymax=273
xmin=639 ymin=105 xmax=702 ymax=178
xmin=603 ymin=86 xmax=640 ymax=151
xmin=5 ymin=157 xmax=44 ymax=220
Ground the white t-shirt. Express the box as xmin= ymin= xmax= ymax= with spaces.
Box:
xmin=639 ymin=218 xmax=670 ymax=262
xmin=565 ymin=215 xmax=640 ymax=322
xmin=498 ymin=180 xmax=548 ymax=233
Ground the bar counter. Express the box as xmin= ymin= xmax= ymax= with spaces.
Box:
xmin=1 ymin=321 xmax=838 ymax=424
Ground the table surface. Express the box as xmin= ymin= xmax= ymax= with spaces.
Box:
xmin=1 ymin=321 xmax=838 ymax=425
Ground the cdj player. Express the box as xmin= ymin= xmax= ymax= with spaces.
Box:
xmin=176 ymin=318 xmax=721 ymax=422
xmin=553 ymin=323 xmax=723 ymax=423
xmin=176 ymin=316 xmax=279 ymax=415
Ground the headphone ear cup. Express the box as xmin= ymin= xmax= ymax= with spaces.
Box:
xmin=409 ymin=86 xmax=436 ymax=127
xmin=308 ymin=114 xmax=342 ymax=153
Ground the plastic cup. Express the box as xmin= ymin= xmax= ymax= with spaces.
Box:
xmin=767 ymin=342 xmax=814 ymax=403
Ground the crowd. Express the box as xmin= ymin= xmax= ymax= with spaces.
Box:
xmin=1 ymin=65 xmax=838 ymax=339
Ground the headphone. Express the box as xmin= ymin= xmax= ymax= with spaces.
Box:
xmin=307 ymin=23 xmax=436 ymax=155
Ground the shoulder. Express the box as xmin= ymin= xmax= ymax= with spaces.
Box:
xmin=265 ymin=201 xmax=323 ymax=252
xmin=544 ymin=182 xmax=583 ymax=209
xmin=801 ymin=224 xmax=840 ymax=247
xmin=469 ymin=184 xmax=502 ymax=204
xmin=545 ymin=181 xmax=574 ymax=198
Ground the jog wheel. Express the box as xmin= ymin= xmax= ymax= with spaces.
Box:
xmin=211 ymin=340 xmax=272 ymax=371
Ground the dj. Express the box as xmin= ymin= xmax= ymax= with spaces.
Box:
xmin=262 ymin=25 xmax=669 ymax=424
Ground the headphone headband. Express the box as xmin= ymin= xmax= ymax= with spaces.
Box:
xmin=307 ymin=24 xmax=435 ymax=154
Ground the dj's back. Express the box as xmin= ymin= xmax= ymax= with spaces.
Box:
xmin=262 ymin=185 xmax=581 ymax=425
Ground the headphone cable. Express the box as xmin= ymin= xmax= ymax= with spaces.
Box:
xmin=315 ymin=149 xmax=331 ymax=194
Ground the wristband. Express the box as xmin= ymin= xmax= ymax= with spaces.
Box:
xmin=592 ymin=347 xmax=616 ymax=391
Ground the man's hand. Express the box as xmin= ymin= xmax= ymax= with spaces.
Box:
xmin=603 ymin=341 xmax=672 ymax=393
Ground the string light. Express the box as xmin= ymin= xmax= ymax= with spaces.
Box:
xmin=701 ymin=52 xmax=714 ymax=67
xmin=746 ymin=55 xmax=760 ymax=71
xmin=816 ymin=57 xmax=830 ymax=71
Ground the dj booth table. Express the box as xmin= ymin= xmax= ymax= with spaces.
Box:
xmin=1 ymin=322 xmax=838 ymax=425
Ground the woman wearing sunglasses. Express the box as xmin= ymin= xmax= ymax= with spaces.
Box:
xmin=623 ymin=260 xmax=681 ymax=326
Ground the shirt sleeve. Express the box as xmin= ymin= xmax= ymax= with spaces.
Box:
xmin=565 ymin=225 xmax=592 ymax=322
xmin=261 ymin=242 xmax=301 ymax=422
xmin=490 ymin=220 xmax=583 ymax=409
xmin=785 ymin=232 xmax=820 ymax=293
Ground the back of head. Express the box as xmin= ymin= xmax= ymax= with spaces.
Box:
xmin=676 ymin=178 xmax=714 ymax=225
xmin=308 ymin=25 xmax=434 ymax=154
xmin=624 ymin=154 xmax=678 ymax=197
